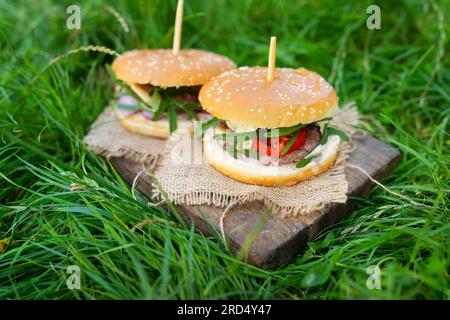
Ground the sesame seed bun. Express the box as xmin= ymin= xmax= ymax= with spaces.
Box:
xmin=112 ymin=49 xmax=236 ymax=88
xmin=198 ymin=66 xmax=338 ymax=128
xmin=203 ymin=127 xmax=340 ymax=186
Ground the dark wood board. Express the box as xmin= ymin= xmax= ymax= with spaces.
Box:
xmin=110 ymin=134 xmax=400 ymax=269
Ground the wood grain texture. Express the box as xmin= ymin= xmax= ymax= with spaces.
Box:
xmin=110 ymin=134 xmax=400 ymax=268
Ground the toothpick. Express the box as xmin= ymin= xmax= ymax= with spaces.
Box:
xmin=172 ymin=0 xmax=184 ymax=54
xmin=267 ymin=36 xmax=277 ymax=81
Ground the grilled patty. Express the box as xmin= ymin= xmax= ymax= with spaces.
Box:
xmin=277 ymin=123 xmax=322 ymax=165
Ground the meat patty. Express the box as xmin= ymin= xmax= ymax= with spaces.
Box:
xmin=173 ymin=92 xmax=200 ymax=104
xmin=277 ymin=123 xmax=322 ymax=165
xmin=171 ymin=86 xmax=201 ymax=104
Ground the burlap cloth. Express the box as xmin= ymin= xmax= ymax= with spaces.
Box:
xmin=84 ymin=105 xmax=165 ymax=164
xmin=152 ymin=103 xmax=360 ymax=217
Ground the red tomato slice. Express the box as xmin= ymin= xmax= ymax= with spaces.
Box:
xmin=283 ymin=127 xmax=308 ymax=155
xmin=253 ymin=128 xmax=308 ymax=157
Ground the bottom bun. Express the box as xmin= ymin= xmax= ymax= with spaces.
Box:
xmin=116 ymin=109 xmax=194 ymax=139
xmin=203 ymin=129 xmax=341 ymax=186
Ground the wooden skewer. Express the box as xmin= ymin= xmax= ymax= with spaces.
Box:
xmin=267 ymin=36 xmax=277 ymax=81
xmin=172 ymin=0 xmax=184 ymax=54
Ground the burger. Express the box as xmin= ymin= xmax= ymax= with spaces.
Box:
xmin=111 ymin=49 xmax=236 ymax=138
xmin=198 ymin=66 xmax=349 ymax=186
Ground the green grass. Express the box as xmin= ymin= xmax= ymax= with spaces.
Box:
xmin=0 ymin=0 xmax=449 ymax=299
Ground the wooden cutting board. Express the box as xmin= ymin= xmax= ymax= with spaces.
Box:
xmin=110 ymin=133 xmax=400 ymax=269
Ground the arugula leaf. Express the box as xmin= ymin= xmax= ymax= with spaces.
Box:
xmin=182 ymin=103 xmax=202 ymax=111
xmin=120 ymin=84 xmax=148 ymax=105
xmin=265 ymin=123 xmax=307 ymax=138
xmin=319 ymin=123 xmax=329 ymax=145
xmin=167 ymin=103 xmax=177 ymax=133
xmin=149 ymin=88 xmax=161 ymax=111
xmin=265 ymin=117 xmax=333 ymax=138
xmin=152 ymin=98 xmax=167 ymax=121
xmin=174 ymin=101 xmax=199 ymax=120
xmin=326 ymin=127 xmax=349 ymax=141
xmin=317 ymin=117 xmax=333 ymax=123
xmin=115 ymin=85 xmax=157 ymax=113
xmin=117 ymin=103 xmax=141 ymax=111
xmin=281 ymin=130 xmax=300 ymax=155
xmin=199 ymin=117 xmax=222 ymax=136
xmin=320 ymin=124 xmax=349 ymax=145
xmin=296 ymin=156 xmax=315 ymax=168
xmin=117 ymin=100 xmax=153 ymax=113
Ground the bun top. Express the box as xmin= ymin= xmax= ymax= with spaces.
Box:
xmin=198 ymin=66 xmax=338 ymax=128
xmin=112 ymin=49 xmax=236 ymax=88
